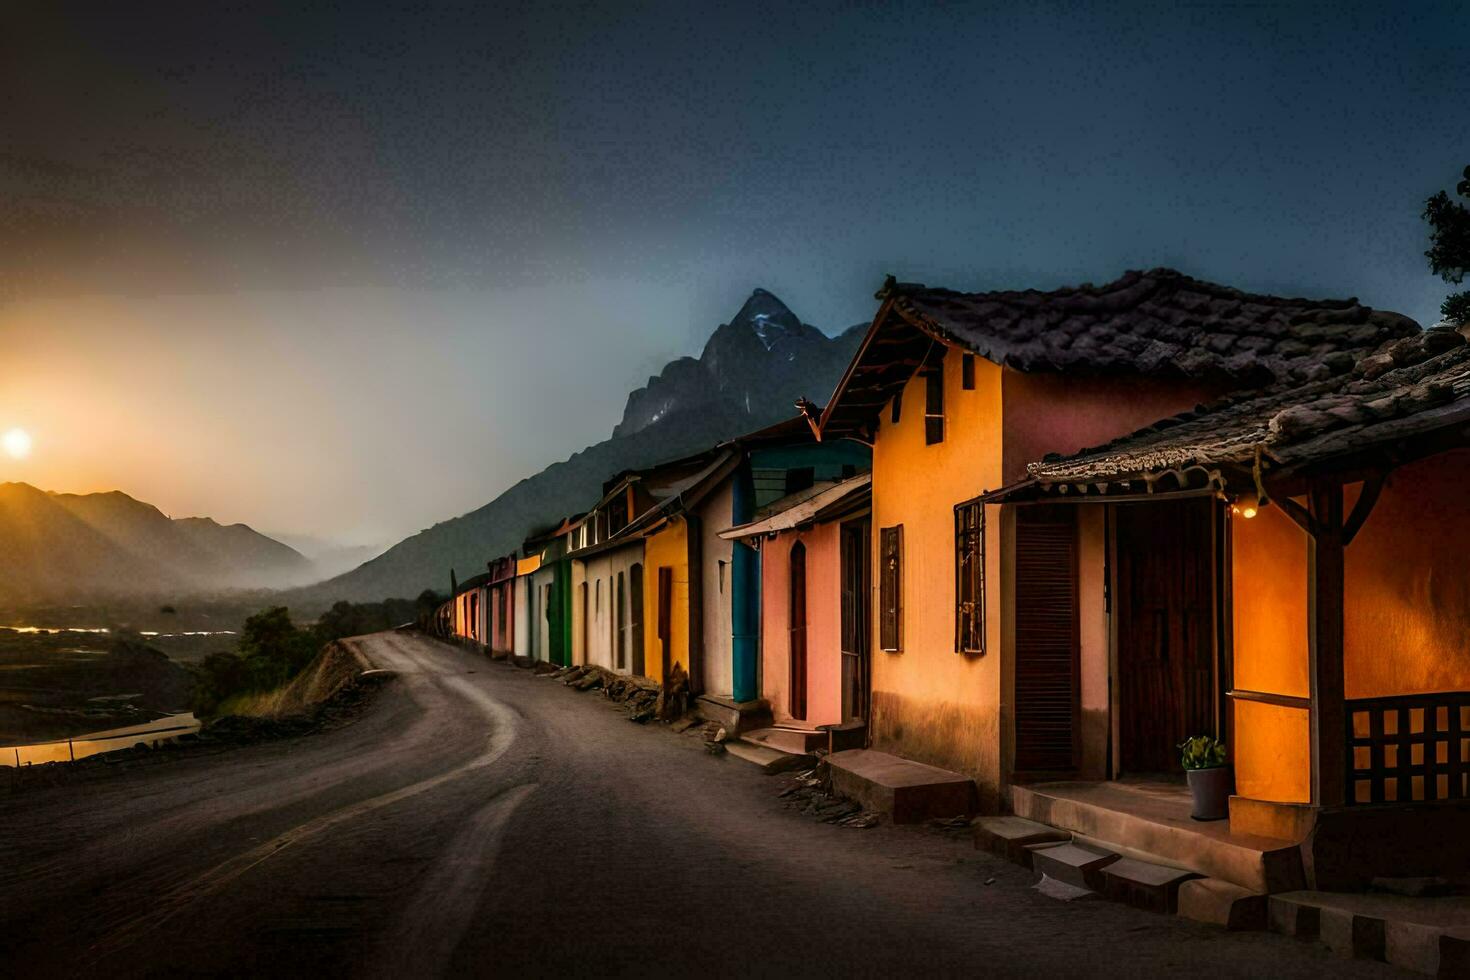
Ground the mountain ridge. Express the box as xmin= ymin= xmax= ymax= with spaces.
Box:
xmin=293 ymin=289 xmax=866 ymax=603
xmin=0 ymin=482 xmax=312 ymax=602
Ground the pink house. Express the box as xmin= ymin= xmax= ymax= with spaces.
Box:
xmin=722 ymin=475 xmax=872 ymax=733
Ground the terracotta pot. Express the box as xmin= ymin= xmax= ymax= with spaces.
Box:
xmin=1187 ymin=766 xmax=1233 ymax=821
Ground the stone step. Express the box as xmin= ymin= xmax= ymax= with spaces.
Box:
xmin=741 ymin=727 xmax=827 ymax=755
xmin=1029 ymin=842 xmax=1120 ymax=892
xmin=973 ymin=816 xmax=1071 ymax=868
xmin=824 ymin=749 xmax=976 ymax=825
xmin=1176 ymin=878 xmax=1268 ymax=931
xmin=1268 ymin=891 xmax=1470 ymax=975
xmin=723 ymin=740 xmax=813 ymax=773
xmin=1011 ymin=782 xmax=1304 ymax=894
xmin=1100 ymin=857 xmax=1200 ymax=914
xmin=695 ymin=694 xmax=772 ymax=735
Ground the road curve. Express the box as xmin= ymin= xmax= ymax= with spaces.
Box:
xmin=0 ymin=632 xmax=1391 ymax=978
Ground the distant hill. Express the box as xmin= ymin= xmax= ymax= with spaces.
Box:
xmin=0 ymin=482 xmax=311 ymax=602
xmin=294 ymin=289 xmax=865 ymax=603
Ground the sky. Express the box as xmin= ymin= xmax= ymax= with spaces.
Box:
xmin=0 ymin=1 xmax=1465 ymax=547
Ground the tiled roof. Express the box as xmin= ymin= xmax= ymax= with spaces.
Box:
xmin=888 ymin=268 xmax=1419 ymax=385
xmin=1027 ymin=327 xmax=1470 ymax=483
xmin=818 ymin=268 xmax=1418 ymax=441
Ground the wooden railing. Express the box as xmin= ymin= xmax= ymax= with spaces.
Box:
xmin=1346 ymin=692 xmax=1470 ymax=805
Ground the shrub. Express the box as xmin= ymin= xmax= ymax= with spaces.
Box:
xmin=1178 ymin=734 xmax=1227 ymax=770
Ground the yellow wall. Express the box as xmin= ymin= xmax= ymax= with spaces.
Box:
xmin=1233 ymin=502 xmax=1310 ymax=699
xmin=1346 ymin=450 xmax=1470 ymax=698
xmin=1232 ymin=698 xmax=1311 ymax=802
xmin=870 ymin=348 xmax=1006 ymax=807
xmin=642 ymin=518 xmax=689 ymax=686
xmin=1230 ymin=499 xmax=1312 ymax=803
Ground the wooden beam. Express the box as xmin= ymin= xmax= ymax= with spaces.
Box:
xmin=1342 ymin=471 xmax=1386 ymax=547
xmin=1266 ymin=488 xmax=1318 ymax=538
xmin=1307 ymin=480 xmax=1347 ymax=808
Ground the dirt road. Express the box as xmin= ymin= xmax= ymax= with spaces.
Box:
xmin=0 ymin=631 xmax=1392 ymax=978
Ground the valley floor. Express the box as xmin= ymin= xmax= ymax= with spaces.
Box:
xmin=0 ymin=631 xmax=1394 ymax=978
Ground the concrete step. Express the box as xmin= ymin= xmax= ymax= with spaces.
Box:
xmin=1100 ymin=857 xmax=1200 ymax=914
xmin=1029 ymin=842 xmax=1120 ymax=892
xmin=824 ymin=749 xmax=976 ymax=825
xmin=695 ymin=694 xmax=771 ymax=735
xmin=741 ymin=727 xmax=827 ymax=755
xmin=1176 ymin=878 xmax=1268 ymax=931
xmin=723 ymin=740 xmax=813 ymax=773
xmin=1268 ymin=891 xmax=1470 ymax=975
xmin=973 ymin=816 xmax=1071 ymax=868
xmin=1011 ymin=782 xmax=1304 ymax=894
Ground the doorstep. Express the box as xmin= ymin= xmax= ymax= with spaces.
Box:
xmin=1011 ymin=780 xmax=1304 ymax=894
xmin=724 ymin=740 xmax=814 ymax=774
xmin=694 ymin=694 xmax=772 ymax=735
xmin=824 ymin=749 xmax=976 ymax=824
xmin=742 ymin=726 xmax=827 ymax=755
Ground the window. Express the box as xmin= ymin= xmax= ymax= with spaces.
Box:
xmin=880 ymin=525 xmax=903 ymax=651
xmin=955 ymin=502 xmax=985 ymax=654
xmin=924 ymin=351 xmax=945 ymax=445
xmin=890 ymin=393 xmax=901 ymax=425
xmin=608 ymin=494 xmax=629 ymax=535
xmin=962 ymin=353 xmax=975 ymax=390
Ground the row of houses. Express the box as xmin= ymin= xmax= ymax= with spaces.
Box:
xmin=433 ymin=268 xmax=1470 ymax=892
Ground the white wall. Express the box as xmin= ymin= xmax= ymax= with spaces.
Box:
xmin=513 ymin=574 xmax=533 ymax=659
xmin=578 ymin=543 xmax=644 ymax=674
xmin=696 ymin=480 xmax=735 ymax=697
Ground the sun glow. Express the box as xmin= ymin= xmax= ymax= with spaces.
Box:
xmin=3 ymin=428 xmax=32 ymax=459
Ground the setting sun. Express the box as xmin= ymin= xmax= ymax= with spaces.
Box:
xmin=3 ymin=428 xmax=32 ymax=459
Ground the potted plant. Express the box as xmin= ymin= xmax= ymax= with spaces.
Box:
xmin=1179 ymin=735 xmax=1231 ymax=821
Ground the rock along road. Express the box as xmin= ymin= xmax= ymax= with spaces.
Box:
xmin=0 ymin=631 xmax=1395 ymax=979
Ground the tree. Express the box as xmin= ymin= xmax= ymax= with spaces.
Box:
xmin=237 ymin=606 xmax=316 ymax=689
xmin=1424 ymin=164 xmax=1470 ymax=326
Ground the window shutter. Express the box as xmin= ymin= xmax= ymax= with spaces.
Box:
xmin=1014 ymin=510 xmax=1079 ymax=771
xmin=880 ymin=525 xmax=903 ymax=651
xmin=954 ymin=503 xmax=985 ymax=653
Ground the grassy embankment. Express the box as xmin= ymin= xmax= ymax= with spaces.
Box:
xmin=193 ymin=594 xmax=438 ymax=720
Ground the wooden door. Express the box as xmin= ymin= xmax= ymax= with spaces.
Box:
xmin=1116 ymin=500 xmax=1216 ymax=774
xmin=840 ymin=520 xmax=870 ymax=723
xmin=630 ymin=565 xmax=645 ymax=676
xmin=657 ymin=566 xmax=673 ymax=679
xmin=1014 ymin=507 xmax=1081 ymax=772
xmin=788 ymin=542 xmax=808 ymax=719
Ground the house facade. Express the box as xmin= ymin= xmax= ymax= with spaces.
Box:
xmin=722 ymin=474 xmax=872 ymax=732
xmin=812 ymin=269 xmax=1418 ymax=810
xmin=992 ymin=325 xmax=1470 ymax=886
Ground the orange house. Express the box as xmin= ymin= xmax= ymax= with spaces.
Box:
xmin=812 ymin=269 xmax=1417 ymax=813
xmin=994 ymin=325 xmax=1470 ymax=888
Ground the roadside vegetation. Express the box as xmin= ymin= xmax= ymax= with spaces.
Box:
xmin=191 ymin=592 xmax=440 ymax=716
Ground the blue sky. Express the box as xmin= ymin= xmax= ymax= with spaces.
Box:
xmin=1 ymin=1 xmax=1465 ymax=542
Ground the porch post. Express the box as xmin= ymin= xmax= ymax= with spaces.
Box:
xmin=1307 ymin=481 xmax=1347 ymax=807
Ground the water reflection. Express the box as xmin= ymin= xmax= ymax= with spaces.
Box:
xmin=1 ymin=712 xmax=201 ymax=767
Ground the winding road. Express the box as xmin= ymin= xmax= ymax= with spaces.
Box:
xmin=0 ymin=631 xmax=1393 ymax=978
